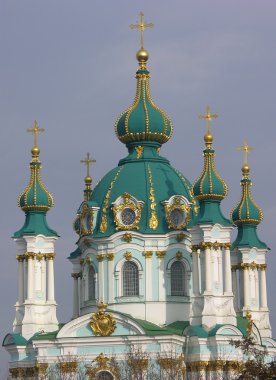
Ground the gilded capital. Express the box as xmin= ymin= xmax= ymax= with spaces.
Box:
xmin=46 ymin=253 xmax=55 ymax=260
xmin=96 ymin=254 xmax=104 ymax=262
xmin=16 ymin=255 xmax=25 ymax=262
xmin=106 ymin=253 xmax=115 ymax=261
xmin=156 ymin=251 xmax=166 ymax=259
xmin=71 ymin=272 xmax=81 ymax=279
xmin=143 ymin=251 xmax=153 ymax=259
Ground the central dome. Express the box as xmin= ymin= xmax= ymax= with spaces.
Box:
xmin=90 ymin=147 xmax=197 ymax=237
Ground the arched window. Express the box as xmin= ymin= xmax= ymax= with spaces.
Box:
xmin=96 ymin=371 xmax=114 ymax=380
xmin=123 ymin=261 xmax=139 ymax=296
xmin=171 ymin=261 xmax=185 ymax=296
xmin=88 ymin=266 xmax=96 ymax=301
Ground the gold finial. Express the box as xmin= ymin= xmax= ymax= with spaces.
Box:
xmin=130 ymin=12 xmax=153 ymax=66
xmin=80 ymin=152 xmax=96 ymax=178
xmin=199 ymin=106 xmax=218 ymax=144
xmin=26 ymin=120 xmax=45 ymax=157
xmin=130 ymin=12 xmax=154 ymax=50
xmin=81 ymin=153 xmax=96 ymax=201
xmin=237 ymin=141 xmax=254 ymax=175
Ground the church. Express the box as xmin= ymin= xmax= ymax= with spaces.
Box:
xmin=3 ymin=13 xmax=276 ymax=380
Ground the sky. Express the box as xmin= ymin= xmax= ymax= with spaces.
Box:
xmin=0 ymin=0 xmax=276 ymax=376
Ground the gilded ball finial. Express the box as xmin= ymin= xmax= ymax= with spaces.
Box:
xmin=242 ymin=163 xmax=250 ymax=175
xmin=85 ymin=175 xmax=92 ymax=185
xmin=31 ymin=146 xmax=40 ymax=157
xmin=204 ymin=132 xmax=213 ymax=144
xmin=136 ymin=48 xmax=149 ymax=64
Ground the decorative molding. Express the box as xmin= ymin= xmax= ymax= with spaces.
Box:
xmin=186 ymin=360 xmax=242 ymax=372
xmin=231 ymin=262 xmax=266 ymax=271
xmin=71 ymin=272 xmax=81 ymax=279
xmin=59 ymin=361 xmax=78 ymax=373
xmin=86 ymin=353 xmax=120 ymax=379
xmin=112 ymin=192 xmax=143 ymax=231
xmin=90 ymin=302 xmax=116 ymax=337
xmin=123 ymin=232 xmax=132 ymax=242
xmin=124 ymin=251 xmax=132 ymax=261
xmin=176 ymin=251 xmax=183 ymax=260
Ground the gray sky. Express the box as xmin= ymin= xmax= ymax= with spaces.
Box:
xmin=0 ymin=0 xmax=276 ymax=376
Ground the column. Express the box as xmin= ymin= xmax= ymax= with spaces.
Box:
xmin=144 ymin=251 xmax=153 ymax=301
xmin=107 ymin=253 xmax=114 ymax=304
xmin=47 ymin=253 xmax=55 ymax=302
xmin=231 ymin=266 xmax=238 ymax=310
xmin=27 ymin=253 xmax=35 ymax=300
xmin=204 ymin=243 xmax=212 ymax=292
xmin=224 ymin=243 xmax=232 ymax=293
xmin=192 ymin=247 xmax=200 ymax=295
xmin=72 ymin=273 xmax=80 ymax=319
xmin=156 ymin=251 xmax=166 ymax=301
xmin=260 ymin=265 xmax=267 ymax=308
xmin=255 ymin=268 xmax=259 ymax=308
xmin=16 ymin=255 xmax=25 ymax=304
xmin=97 ymin=254 xmax=104 ymax=301
xmin=243 ymin=265 xmax=250 ymax=307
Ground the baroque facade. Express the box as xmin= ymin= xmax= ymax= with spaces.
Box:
xmin=3 ymin=13 xmax=276 ymax=380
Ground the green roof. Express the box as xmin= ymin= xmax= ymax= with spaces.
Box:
xmin=13 ymin=211 xmax=58 ymax=238
xmin=232 ymin=224 xmax=267 ymax=249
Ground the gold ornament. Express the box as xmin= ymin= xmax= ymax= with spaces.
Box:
xmin=112 ymin=193 xmax=143 ymax=231
xmin=123 ymin=232 xmax=132 ymax=242
xmin=124 ymin=251 xmax=132 ymax=261
xmin=164 ymin=197 xmax=191 ymax=230
xmin=135 ymin=146 xmax=144 ymax=159
xmin=90 ymin=302 xmax=116 ymax=337
xmin=148 ymin=164 xmax=158 ymax=230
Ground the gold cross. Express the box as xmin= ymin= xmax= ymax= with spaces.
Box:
xmin=80 ymin=152 xmax=96 ymax=177
xmin=26 ymin=120 xmax=45 ymax=147
xmin=237 ymin=141 xmax=254 ymax=165
xmin=130 ymin=12 xmax=154 ymax=49
xmin=199 ymin=106 xmax=218 ymax=135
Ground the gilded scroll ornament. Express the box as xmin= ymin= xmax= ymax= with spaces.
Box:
xmin=148 ymin=164 xmax=158 ymax=230
xmin=90 ymin=302 xmax=117 ymax=337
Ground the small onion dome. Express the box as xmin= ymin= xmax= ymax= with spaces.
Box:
xmin=193 ymin=133 xmax=228 ymax=201
xmin=18 ymin=148 xmax=54 ymax=212
xmin=231 ymin=164 xmax=263 ymax=225
xmin=115 ymin=48 xmax=173 ymax=146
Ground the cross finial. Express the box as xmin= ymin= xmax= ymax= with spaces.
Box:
xmin=237 ymin=141 xmax=254 ymax=165
xmin=199 ymin=106 xmax=218 ymax=135
xmin=26 ymin=120 xmax=45 ymax=148
xmin=130 ymin=12 xmax=154 ymax=49
xmin=80 ymin=152 xmax=96 ymax=177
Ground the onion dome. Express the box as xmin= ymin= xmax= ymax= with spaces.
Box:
xmin=193 ymin=107 xmax=230 ymax=225
xmin=231 ymin=142 xmax=266 ymax=249
xmin=115 ymin=44 xmax=173 ymax=146
xmin=14 ymin=121 xmax=57 ymax=238
xmin=231 ymin=164 xmax=263 ymax=226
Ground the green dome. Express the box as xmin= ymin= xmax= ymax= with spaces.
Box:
xmin=193 ymin=138 xmax=228 ymax=202
xmin=231 ymin=165 xmax=263 ymax=226
xmin=14 ymin=143 xmax=57 ymax=238
xmin=115 ymin=61 xmax=173 ymax=146
xmin=90 ymin=146 xmax=198 ymax=237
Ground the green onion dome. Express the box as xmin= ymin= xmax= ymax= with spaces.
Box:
xmin=231 ymin=164 xmax=263 ymax=225
xmin=193 ymin=133 xmax=228 ymax=201
xmin=115 ymin=48 xmax=173 ymax=146
xmin=14 ymin=141 xmax=57 ymax=238
xmin=18 ymin=146 xmax=54 ymax=212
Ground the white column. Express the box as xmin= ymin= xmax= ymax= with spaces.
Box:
xmin=17 ymin=255 xmax=25 ymax=304
xmin=204 ymin=244 xmax=212 ymax=292
xmin=243 ymin=266 xmax=250 ymax=307
xmin=27 ymin=253 xmax=35 ymax=300
xmin=224 ymin=244 xmax=232 ymax=293
xmin=157 ymin=252 xmax=166 ymax=301
xmin=218 ymin=248 xmax=223 ymax=292
xmin=72 ymin=273 xmax=80 ymax=319
xmin=260 ymin=265 xmax=268 ymax=308
xmin=107 ymin=254 xmax=114 ymax=304
xmin=192 ymin=248 xmax=200 ymax=295
xmin=144 ymin=251 xmax=153 ymax=301
xmin=231 ymin=267 xmax=238 ymax=310
xmin=255 ymin=268 xmax=259 ymax=308
xmin=47 ymin=254 xmax=55 ymax=302
xmin=97 ymin=255 xmax=104 ymax=301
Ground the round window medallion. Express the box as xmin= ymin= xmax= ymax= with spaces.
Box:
xmin=170 ymin=208 xmax=185 ymax=227
xmin=121 ymin=207 xmax=136 ymax=226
